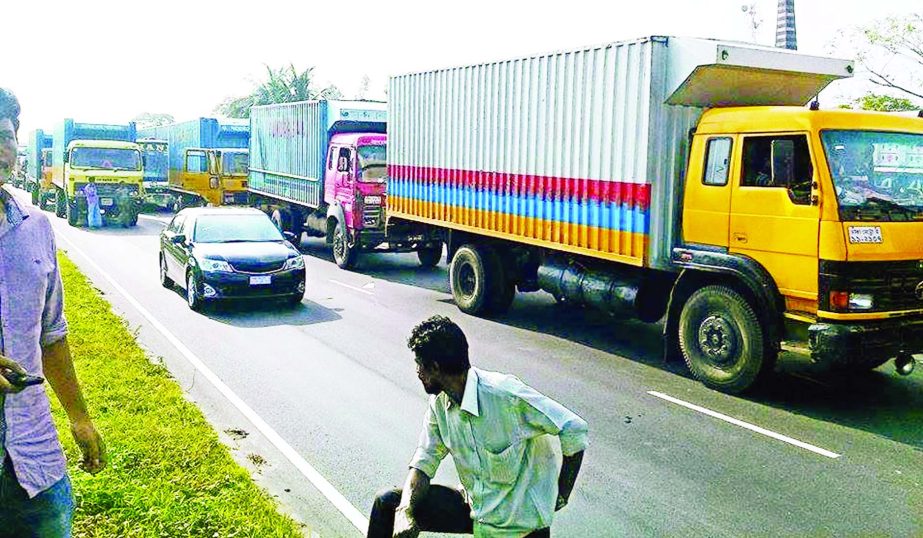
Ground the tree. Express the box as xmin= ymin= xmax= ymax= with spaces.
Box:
xmin=132 ymin=112 xmax=174 ymax=129
xmin=839 ymin=93 xmax=920 ymax=112
xmin=216 ymin=64 xmax=343 ymax=119
xmin=356 ymin=74 xmax=371 ymax=100
xmin=842 ymin=14 xmax=923 ymax=102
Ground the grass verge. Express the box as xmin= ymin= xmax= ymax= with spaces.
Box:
xmin=50 ymin=252 xmax=304 ymax=537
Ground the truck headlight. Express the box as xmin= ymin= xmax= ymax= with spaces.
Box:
xmin=848 ymin=293 xmax=873 ymax=310
xmin=283 ymin=256 xmax=305 ymax=270
xmin=201 ymin=259 xmax=233 ymax=272
xmin=364 ymin=195 xmax=382 ymax=205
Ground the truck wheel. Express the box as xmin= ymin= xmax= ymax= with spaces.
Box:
xmin=678 ymin=285 xmax=770 ymax=394
xmin=450 ymin=244 xmax=506 ymax=316
xmin=66 ymin=200 xmax=80 ymax=227
xmin=417 ymin=245 xmax=442 ymax=268
xmin=271 ymin=209 xmax=291 ymax=232
xmin=332 ymin=225 xmax=358 ymax=269
xmin=54 ymin=190 xmax=66 ymax=218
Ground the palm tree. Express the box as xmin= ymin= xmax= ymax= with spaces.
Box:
xmin=217 ymin=64 xmax=343 ymax=118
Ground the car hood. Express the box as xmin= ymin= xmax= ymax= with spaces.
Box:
xmin=193 ymin=241 xmax=297 ymax=264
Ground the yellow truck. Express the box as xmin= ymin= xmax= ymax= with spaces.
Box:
xmin=51 ymin=120 xmax=144 ymax=227
xmin=387 ymin=36 xmax=923 ymax=393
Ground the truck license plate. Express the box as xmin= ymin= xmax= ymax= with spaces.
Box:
xmin=100 ymin=198 xmax=114 ymax=206
xmin=249 ymin=275 xmax=272 ymax=285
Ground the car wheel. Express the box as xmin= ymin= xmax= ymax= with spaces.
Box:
xmin=160 ymin=255 xmax=174 ymax=288
xmin=186 ymin=271 xmax=204 ymax=312
xmin=678 ymin=285 xmax=772 ymax=394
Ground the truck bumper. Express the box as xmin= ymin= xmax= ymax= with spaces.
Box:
xmin=355 ymin=229 xmax=441 ymax=252
xmin=808 ymin=316 xmax=923 ymax=367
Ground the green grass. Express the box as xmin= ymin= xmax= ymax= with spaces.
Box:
xmin=50 ymin=252 xmax=305 ymax=537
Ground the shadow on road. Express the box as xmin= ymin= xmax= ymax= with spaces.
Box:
xmin=165 ymin=285 xmax=341 ymax=328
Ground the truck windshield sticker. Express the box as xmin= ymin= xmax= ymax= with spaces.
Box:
xmin=848 ymin=226 xmax=883 ymax=244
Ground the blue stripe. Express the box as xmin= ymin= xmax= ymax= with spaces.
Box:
xmin=390 ymin=178 xmax=648 ymax=234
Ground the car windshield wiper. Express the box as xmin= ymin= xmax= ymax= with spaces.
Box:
xmin=219 ymin=239 xmax=265 ymax=243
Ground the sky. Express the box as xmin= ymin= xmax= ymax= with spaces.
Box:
xmin=4 ymin=0 xmax=921 ymax=137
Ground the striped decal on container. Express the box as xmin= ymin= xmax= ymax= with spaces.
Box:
xmin=388 ymin=165 xmax=649 ymax=261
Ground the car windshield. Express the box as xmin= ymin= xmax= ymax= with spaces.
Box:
xmin=71 ymin=147 xmax=142 ymax=171
xmin=193 ymin=214 xmax=284 ymax=243
xmin=821 ymin=130 xmax=923 ymax=221
xmin=357 ymin=144 xmax=387 ymax=182
xmin=221 ymin=152 xmax=249 ymax=176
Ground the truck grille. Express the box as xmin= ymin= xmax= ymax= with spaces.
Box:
xmin=75 ymin=182 xmax=140 ymax=197
xmin=820 ymin=260 xmax=923 ymax=313
xmin=363 ymin=203 xmax=382 ymax=228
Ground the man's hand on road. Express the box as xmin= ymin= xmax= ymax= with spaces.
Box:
xmin=0 ymin=354 xmax=28 ymax=394
xmin=393 ymin=506 xmax=420 ymax=538
xmin=71 ymin=418 xmax=107 ymax=474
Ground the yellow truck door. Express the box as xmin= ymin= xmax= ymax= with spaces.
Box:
xmin=729 ymin=133 xmax=821 ymax=312
xmin=683 ymin=135 xmax=735 ymax=248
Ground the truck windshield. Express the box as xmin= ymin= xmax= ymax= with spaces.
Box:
xmin=357 ymin=144 xmax=387 ymax=182
xmin=821 ymin=130 xmax=923 ymax=221
xmin=71 ymin=147 xmax=142 ymax=171
xmin=140 ymin=142 xmax=168 ymax=181
xmin=221 ymin=152 xmax=249 ymax=176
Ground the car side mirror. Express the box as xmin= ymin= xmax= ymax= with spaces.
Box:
xmin=282 ymin=231 xmax=297 ymax=243
xmin=171 ymin=234 xmax=186 ymax=244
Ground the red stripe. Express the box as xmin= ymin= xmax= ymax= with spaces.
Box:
xmin=388 ymin=165 xmax=651 ymax=209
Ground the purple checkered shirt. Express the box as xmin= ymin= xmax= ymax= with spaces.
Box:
xmin=0 ymin=187 xmax=69 ymax=497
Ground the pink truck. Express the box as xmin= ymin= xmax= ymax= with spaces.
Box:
xmin=247 ymin=100 xmax=442 ymax=268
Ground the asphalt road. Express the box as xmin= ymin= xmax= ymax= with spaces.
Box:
xmin=17 ymin=188 xmax=923 ymax=537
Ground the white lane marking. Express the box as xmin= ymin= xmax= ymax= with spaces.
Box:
xmin=647 ymin=391 xmax=841 ymax=459
xmin=56 ymin=233 xmax=370 ymax=534
xmin=329 ymin=279 xmax=374 ymax=296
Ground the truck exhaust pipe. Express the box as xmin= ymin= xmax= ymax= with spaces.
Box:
xmin=895 ymin=353 xmax=916 ymax=376
xmin=537 ymin=259 xmax=662 ymax=321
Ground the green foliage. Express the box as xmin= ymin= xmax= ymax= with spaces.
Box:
xmin=216 ymin=64 xmax=343 ymax=119
xmin=52 ymin=254 xmax=304 ymax=537
xmin=839 ymin=93 xmax=920 ymax=112
xmin=843 ymin=14 xmax=923 ymax=102
xmin=132 ymin=113 xmax=175 ymax=129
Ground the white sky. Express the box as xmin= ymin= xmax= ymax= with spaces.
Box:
xmin=5 ymin=0 xmax=920 ymax=137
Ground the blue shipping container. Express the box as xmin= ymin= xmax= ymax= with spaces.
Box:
xmin=27 ymin=129 xmax=53 ymax=181
xmin=138 ymin=118 xmax=250 ymax=180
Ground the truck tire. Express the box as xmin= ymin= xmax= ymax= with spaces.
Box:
xmin=54 ymin=190 xmax=66 ymax=218
xmin=417 ymin=245 xmax=442 ymax=268
xmin=66 ymin=200 xmax=80 ymax=227
xmin=678 ymin=285 xmax=771 ymax=394
xmin=332 ymin=225 xmax=358 ymax=269
xmin=271 ymin=208 xmax=291 ymax=232
xmin=449 ymin=244 xmax=506 ymax=316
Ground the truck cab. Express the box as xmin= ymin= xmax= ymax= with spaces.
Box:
xmin=681 ymin=108 xmax=923 ymax=380
xmin=323 ymin=133 xmax=387 ymax=239
xmin=138 ymin=138 xmax=171 ymax=208
xmin=175 ymin=147 xmax=249 ymax=208
xmin=57 ymin=139 xmax=145 ymax=226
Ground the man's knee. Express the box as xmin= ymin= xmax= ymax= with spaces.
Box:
xmin=373 ymin=487 xmax=402 ymax=511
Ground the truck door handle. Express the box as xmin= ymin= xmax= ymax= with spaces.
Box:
xmin=733 ymin=232 xmax=748 ymax=244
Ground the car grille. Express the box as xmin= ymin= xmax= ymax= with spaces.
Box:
xmin=820 ymin=259 xmax=923 ymax=312
xmin=230 ymin=260 xmax=286 ymax=274
xmin=363 ymin=203 xmax=381 ymax=228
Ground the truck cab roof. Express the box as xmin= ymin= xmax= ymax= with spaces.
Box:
xmin=67 ymin=139 xmax=140 ymax=150
xmin=696 ymin=106 xmax=923 ymax=136
xmin=330 ymin=133 xmax=387 ymax=147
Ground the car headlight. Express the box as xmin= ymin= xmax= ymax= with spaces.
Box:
xmin=201 ymin=259 xmax=233 ymax=272
xmin=848 ymin=293 xmax=873 ymax=310
xmin=283 ymin=256 xmax=305 ymax=270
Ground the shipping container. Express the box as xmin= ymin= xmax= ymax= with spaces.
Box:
xmin=138 ymin=117 xmax=249 ymax=182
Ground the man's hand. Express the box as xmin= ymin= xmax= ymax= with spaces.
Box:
xmin=393 ymin=506 xmax=420 ymax=538
xmin=0 ymin=355 xmax=28 ymax=394
xmin=71 ymin=418 xmax=106 ymax=474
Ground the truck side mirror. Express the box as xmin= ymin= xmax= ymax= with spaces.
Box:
xmin=771 ymin=139 xmax=795 ymax=188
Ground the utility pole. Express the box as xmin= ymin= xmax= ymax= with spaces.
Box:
xmin=775 ymin=0 xmax=797 ymax=50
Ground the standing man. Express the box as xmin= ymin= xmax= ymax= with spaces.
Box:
xmin=0 ymin=88 xmax=106 ymax=537
xmin=368 ymin=315 xmax=588 ymax=538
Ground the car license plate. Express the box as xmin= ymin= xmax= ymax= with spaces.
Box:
xmin=100 ymin=198 xmax=114 ymax=206
xmin=249 ymin=275 xmax=271 ymax=285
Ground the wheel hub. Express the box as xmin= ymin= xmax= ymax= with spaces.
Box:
xmin=458 ymin=263 xmax=476 ymax=296
xmin=698 ymin=315 xmax=738 ymax=365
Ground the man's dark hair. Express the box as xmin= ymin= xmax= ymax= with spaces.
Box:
xmin=0 ymin=88 xmax=20 ymax=135
xmin=408 ymin=315 xmax=470 ymax=374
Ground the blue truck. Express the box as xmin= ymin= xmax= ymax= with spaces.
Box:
xmin=49 ymin=119 xmax=143 ymax=227
xmin=138 ymin=118 xmax=250 ymax=209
